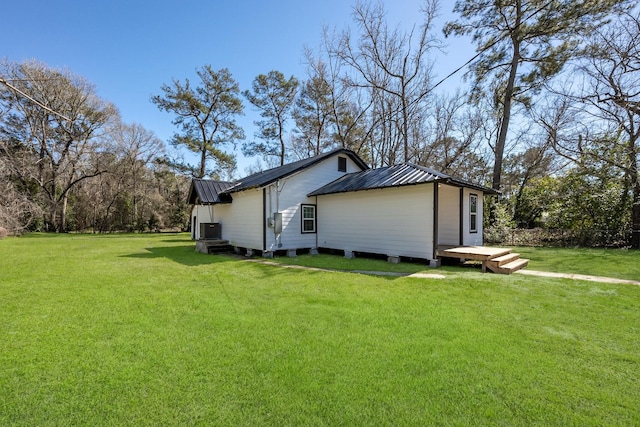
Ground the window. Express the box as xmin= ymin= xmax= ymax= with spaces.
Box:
xmin=338 ymin=156 xmax=347 ymax=172
xmin=469 ymin=194 xmax=478 ymax=233
xmin=301 ymin=204 xmax=316 ymax=233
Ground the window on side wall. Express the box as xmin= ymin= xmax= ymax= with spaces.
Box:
xmin=469 ymin=194 xmax=478 ymax=233
xmin=301 ymin=204 xmax=316 ymax=233
xmin=338 ymin=156 xmax=347 ymax=172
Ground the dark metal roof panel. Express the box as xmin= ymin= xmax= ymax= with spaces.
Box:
xmin=308 ymin=163 xmax=497 ymax=196
xmin=225 ymin=148 xmax=369 ymax=194
xmin=188 ymin=179 xmax=235 ymax=204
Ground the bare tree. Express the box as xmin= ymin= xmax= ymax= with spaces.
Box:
xmin=445 ymin=0 xmax=632 ymax=191
xmin=0 ymin=158 xmax=42 ymax=234
xmin=0 ymin=60 xmax=117 ymax=231
xmin=331 ymin=0 xmax=440 ymax=164
xmin=415 ymin=91 xmax=490 ymax=180
xmin=109 ymin=122 xmax=164 ymax=229
xmin=566 ymin=10 xmax=640 ymax=247
xmin=302 ymin=43 xmax=373 ymax=162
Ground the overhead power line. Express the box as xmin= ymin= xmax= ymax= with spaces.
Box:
xmin=430 ymin=0 xmax=555 ymax=93
xmin=0 ymin=77 xmax=72 ymax=121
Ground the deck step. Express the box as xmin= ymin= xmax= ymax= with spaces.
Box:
xmin=436 ymin=246 xmax=528 ymax=275
xmin=489 ymin=253 xmax=520 ymax=267
xmin=195 ymin=239 xmax=233 ymax=254
xmin=490 ymin=258 xmax=529 ymax=275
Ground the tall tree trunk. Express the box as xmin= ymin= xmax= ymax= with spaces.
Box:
xmin=632 ymin=184 xmax=640 ymax=249
xmin=199 ymin=147 xmax=206 ymax=178
xmin=629 ymin=137 xmax=640 ymax=248
xmin=49 ymin=202 xmax=57 ymax=232
xmin=279 ymin=118 xmax=285 ymax=166
xmin=61 ymin=194 xmax=68 ymax=232
xmin=402 ymin=102 xmax=409 ymax=163
xmin=492 ymin=2 xmax=522 ymax=192
xmin=49 ymin=173 xmax=59 ymax=232
xmin=493 ymin=42 xmax=520 ymax=191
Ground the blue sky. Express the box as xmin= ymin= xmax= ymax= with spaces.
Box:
xmin=3 ymin=0 xmax=472 ymax=174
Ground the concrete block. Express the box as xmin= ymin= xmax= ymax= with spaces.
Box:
xmin=262 ymin=251 xmax=274 ymax=258
xmin=387 ymin=255 xmax=400 ymax=264
xmin=287 ymin=249 xmax=297 ymax=258
xmin=309 ymin=247 xmax=319 ymax=255
xmin=195 ymin=241 xmax=208 ymax=254
xmin=428 ymin=258 xmax=442 ymax=268
xmin=344 ymin=250 xmax=355 ymax=259
xmin=245 ymin=249 xmax=254 ymax=257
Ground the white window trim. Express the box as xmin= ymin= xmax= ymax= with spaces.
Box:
xmin=301 ymin=204 xmax=316 ymax=234
xmin=469 ymin=194 xmax=478 ymax=234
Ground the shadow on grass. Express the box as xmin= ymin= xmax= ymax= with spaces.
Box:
xmin=122 ymin=245 xmax=404 ymax=281
xmin=247 ymin=260 xmax=402 ymax=282
xmin=122 ymin=245 xmax=238 ymax=267
xmin=160 ymin=238 xmax=193 ymax=243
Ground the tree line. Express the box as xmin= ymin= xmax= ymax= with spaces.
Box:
xmin=1 ymin=0 xmax=639 ymax=248
xmin=0 ymin=62 xmax=189 ymax=233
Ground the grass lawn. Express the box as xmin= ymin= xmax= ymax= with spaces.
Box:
xmin=513 ymin=246 xmax=640 ymax=281
xmin=1 ymin=233 xmax=639 ymax=425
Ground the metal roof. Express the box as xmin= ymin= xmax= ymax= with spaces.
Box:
xmin=225 ymin=148 xmax=369 ymax=194
xmin=187 ymin=179 xmax=235 ymax=204
xmin=308 ymin=163 xmax=498 ymax=196
xmin=188 ymin=153 xmax=498 ymax=205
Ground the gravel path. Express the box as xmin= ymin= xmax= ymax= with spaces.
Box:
xmin=245 ymin=259 xmax=639 ymax=285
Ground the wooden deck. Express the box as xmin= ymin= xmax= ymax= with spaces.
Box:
xmin=436 ymin=246 xmax=529 ymax=274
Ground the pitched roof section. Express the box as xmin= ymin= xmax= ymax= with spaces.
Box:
xmin=225 ymin=148 xmax=369 ymax=194
xmin=308 ymin=163 xmax=498 ymax=196
xmin=188 ymin=179 xmax=235 ymax=204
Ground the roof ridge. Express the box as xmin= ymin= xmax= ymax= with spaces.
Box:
xmin=225 ymin=148 xmax=368 ymax=194
xmin=308 ymin=162 xmax=497 ymax=196
xmin=405 ymin=162 xmax=450 ymax=178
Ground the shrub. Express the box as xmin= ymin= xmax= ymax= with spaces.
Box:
xmin=484 ymin=200 xmax=514 ymax=244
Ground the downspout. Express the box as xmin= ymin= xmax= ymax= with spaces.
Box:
xmin=262 ymin=188 xmax=267 ymax=252
xmin=315 ymin=195 xmax=319 ymax=249
xmin=276 ymin=179 xmax=285 ymax=248
xmin=268 ymin=185 xmax=273 ymax=251
xmin=275 ymin=182 xmax=280 ymax=248
xmin=190 ymin=205 xmax=196 ymax=240
xmin=459 ymin=187 xmax=464 ymax=246
xmin=433 ymin=181 xmax=439 ymax=260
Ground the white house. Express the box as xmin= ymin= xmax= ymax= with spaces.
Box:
xmin=188 ymin=148 xmax=496 ymax=265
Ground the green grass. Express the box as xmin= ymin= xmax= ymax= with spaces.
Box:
xmin=513 ymin=246 xmax=640 ymax=281
xmin=266 ymin=252 xmax=427 ymax=274
xmin=1 ymin=233 xmax=639 ymax=425
xmin=267 ymin=246 xmax=640 ymax=281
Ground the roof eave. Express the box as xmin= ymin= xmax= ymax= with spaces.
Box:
xmin=439 ymin=177 xmax=500 ymax=195
xmin=310 ymin=177 xmax=500 ymax=197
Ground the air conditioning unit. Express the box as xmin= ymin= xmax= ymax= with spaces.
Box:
xmin=200 ymin=223 xmax=221 ymax=239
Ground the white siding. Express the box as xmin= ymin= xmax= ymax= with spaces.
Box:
xmin=317 ymin=184 xmax=435 ymax=259
xmin=438 ymin=184 xmax=460 ymax=246
xmin=191 ymin=154 xmax=365 ymax=252
xmin=462 ymin=188 xmax=484 ymax=246
xmin=264 ymin=154 xmax=365 ymax=252
xmin=192 ymin=204 xmax=215 ymax=240
xmin=215 ymin=189 xmax=263 ymax=250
